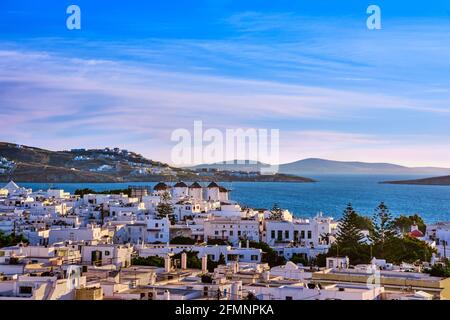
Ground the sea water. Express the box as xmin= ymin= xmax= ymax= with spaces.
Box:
xmin=18 ymin=175 xmax=450 ymax=223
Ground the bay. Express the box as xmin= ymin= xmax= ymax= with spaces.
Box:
xmin=16 ymin=175 xmax=450 ymax=223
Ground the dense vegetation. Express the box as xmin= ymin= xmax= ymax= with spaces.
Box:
xmin=170 ymin=236 xmax=196 ymax=245
xmin=426 ymin=259 xmax=450 ymax=277
xmin=156 ymin=191 xmax=176 ymax=224
xmin=0 ymin=231 xmax=28 ymax=247
xmin=249 ymin=241 xmax=285 ymax=267
xmin=290 ymin=254 xmax=309 ymax=266
xmin=207 ymin=253 xmax=226 ymax=272
xmin=392 ymin=214 xmax=426 ymax=234
xmin=324 ymin=203 xmax=435 ymax=265
xmin=131 ymin=256 xmax=165 ymax=267
xmin=172 ymin=251 xmax=202 ymax=269
xmin=206 ymin=238 xmax=230 ymax=246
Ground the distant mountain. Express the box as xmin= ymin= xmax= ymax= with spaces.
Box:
xmin=188 ymin=160 xmax=268 ymax=172
xmin=190 ymin=158 xmax=450 ymax=176
xmin=381 ymin=175 xmax=450 ymax=186
xmin=279 ymin=158 xmax=450 ymax=175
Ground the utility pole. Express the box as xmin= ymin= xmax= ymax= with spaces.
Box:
xmin=444 ymin=240 xmax=447 ymax=260
xmin=216 ymin=289 xmax=221 ymax=300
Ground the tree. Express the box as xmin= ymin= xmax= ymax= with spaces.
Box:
xmin=382 ymin=236 xmax=435 ymax=264
xmin=371 ymin=202 xmax=396 ymax=257
xmin=246 ymin=292 xmax=258 ymax=300
xmin=207 ymin=256 xmax=220 ymax=272
xmin=313 ymin=253 xmax=327 ymax=268
xmin=353 ymin=215 xmax=373 ymax=231
xmin=207 ymin=238 xmax=230 ymax=246
xmin=201 ymin=274 xmax=213 ymax=283
xmin=290 ymin=254 xmax=309 ymax=266
xmin=248 ymin=241 xmax=285 ymax=267
xmin=393 ymin=214 xmax=426 ymax=234
xmin=156 ymin=191 xmax=175 ymax=224
xmin=269 ymin=203 xmax=283 ymax=221
xmin=336 ymin=204 xmax=365 ymax=248
xmin=427 ymin=259 xmax=450 ymax=277
xmin=217 ymin=253 xmax=226 ymax=266
xmin=172 ymin=251 xmax=202 ymax=269
xmin=333 ymin=204 xmax=368 ymax=265
xmin=0 ymin=231 xmax=28 ymax=247
xmin=131 ymin=256 xmax=164 ymax=267
xmin=170 ymin=236 xmax=195 ymax=245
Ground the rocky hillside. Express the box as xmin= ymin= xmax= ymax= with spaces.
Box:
xmin=0 ymin=142 xmax=314 ymax=183
xmin=0 ymin=142 xmax=195 ymax=182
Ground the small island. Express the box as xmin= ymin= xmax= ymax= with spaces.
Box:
xmin=381 ymin=175 xmax=450 ymax=186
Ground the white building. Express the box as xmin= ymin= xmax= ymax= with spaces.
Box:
xmin=137 ymin=244 xmax=262 ymax=263
xmin=245 ymin=282 xmax=384 ymax=300
xmin=49 ymin=225 xmax=103 ymax=244
xmin=145 ymin=217 xmax=170 ymax=243
xmin=264 ymin=213 xmax=337 ymax=247
xmin=204 ymin=217 xmax=260 ymax=245
xmin=81 ymin=244 xmax=132 ymax=267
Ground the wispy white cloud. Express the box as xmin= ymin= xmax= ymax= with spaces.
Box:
xmin=1 ymin=13 xmax=450 ymax=167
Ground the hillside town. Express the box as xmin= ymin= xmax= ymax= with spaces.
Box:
xmin=0 ymin=180 xmax=450 ymax=300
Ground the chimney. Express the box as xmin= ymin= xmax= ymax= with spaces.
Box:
xmin=181 ymin=252 xmax=187 ymax=270
xmin=231 ymin=281 xmax=242 ymax=300
xmin=150 ymin=273 xmax=156 ymax=285
xmin=262 ymin=271 xmax=270 ymax=282
xmin=201 ymin=255 xmax=208 ymax=273
xmin=164 ymin=290 xmax=171 ymax=300
xmin=164 ymin=255 xmax=172 ymax=273
xmin=232 ymin=261 xmax=239 ymax=273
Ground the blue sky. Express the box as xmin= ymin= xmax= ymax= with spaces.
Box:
xmin=1 ymin=0 xmax=450 ymax=166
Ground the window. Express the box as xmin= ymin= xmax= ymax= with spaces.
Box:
xmin=251 ymin=255 xmax=258 ymax=261
xmin=19 ymin=286 xmax=33 ymax=295
xmin=271 ymin=230 xmax=275 ymax=239
xmin=277 ymin=230 xmax=282 ymax=241
xmin=285 ymin=296 xmax=293 ymax=300
xmin=229 ymin=230 xmax=234 ymax=236
xmin=285 ymin=230 xmax=289 ymax=239
xmin=238 ymin=231 xmax=241 ymax=236
xmin=155 ymin=223 xmax=159 ymax=227
xmin=215 ymin=231 xmax=219 ymax=235
xmin=294 ymin=231 xmax=299 ymax=240
xmin=307 ymin=231 xmax=312 ymax=239
xmin=301 ymin=231 xmax=305 ymax=239
xmin=105 ymin=251 xmax=110 ymax=256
